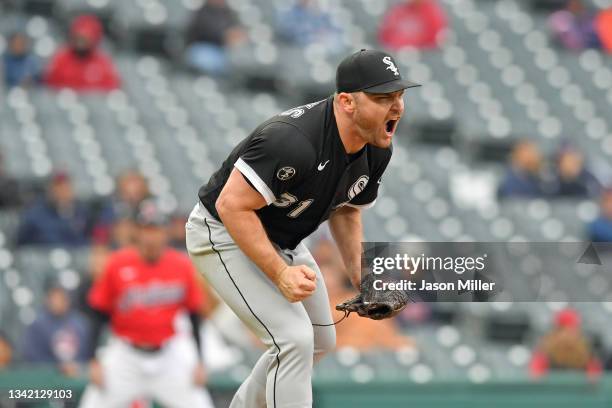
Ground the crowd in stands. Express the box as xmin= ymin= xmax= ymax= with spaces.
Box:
xmin=12 ymin=169 xmax=164 ymax=249
xmin=5 ymin=0 xmax=612 ymax=85
xmin=549 ymin=0 xmax=612 ymax=52
xmin=498 ymin=141 xmax=602 ymax=199
xmin=2 ymin=0 xmax=452 ymax=85
xmin=497 ymin=139 xmax=612 ymax=242
xmin=3 ymin=14 xmax=120 ymax=91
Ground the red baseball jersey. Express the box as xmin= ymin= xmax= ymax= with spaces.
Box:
xmin=88 ymin=247 xmax=203 ymax=346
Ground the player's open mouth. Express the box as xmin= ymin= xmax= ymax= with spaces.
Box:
xmin=385 ymin=119 xmax=398 ymax=136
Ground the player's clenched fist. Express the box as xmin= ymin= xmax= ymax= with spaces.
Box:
xmin=275 ymin=265 xmax=317 ymax=302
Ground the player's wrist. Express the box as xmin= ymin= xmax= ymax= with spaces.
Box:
xmin=350 ymin=275 xmax=361 ymax=290
xmin=269 ymin=262 xmax=289 ymax=285
xmin=345 ymin=265 xmax=361 ymax=289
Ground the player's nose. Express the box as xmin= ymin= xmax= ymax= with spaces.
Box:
xmin=390 ymin=97 xmax=404 ymax=116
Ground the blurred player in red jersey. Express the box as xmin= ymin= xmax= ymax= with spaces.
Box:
xmin=79 ymin=200 xmax=214 ymax=408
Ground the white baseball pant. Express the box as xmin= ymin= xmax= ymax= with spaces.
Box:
xmin=186 ymin=202 xmax=336 ymax=408
xmin=78 ymin=333 xmax=214 ymax=408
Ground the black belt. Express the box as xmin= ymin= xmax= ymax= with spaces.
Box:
xmin=130 ymin=343 xmax=162 ymax=353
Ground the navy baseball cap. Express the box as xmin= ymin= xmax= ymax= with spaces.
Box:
xmin=136 ymin=199 xmax=168 ymax=227
xmin=336 ymin=49 xmax=420 ymax=94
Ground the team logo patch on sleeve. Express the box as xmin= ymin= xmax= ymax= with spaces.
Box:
xmin=347 ymin=175 xmax=369 ymax=200
xmin=277 ymin=167 xmax=296 ymax=181
xmin=279 ymin=100 xmax=325 ymax=118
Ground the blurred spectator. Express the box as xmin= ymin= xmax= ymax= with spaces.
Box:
xmin=45 ymin=15 xmax=120 ymax=92
xmin=323 ymin=261 xmax=414 ymax=351
xmin=596 ymin=8 xmax=612 ymax=53
xmin=16 ymin=171 xmax=93 ymax=247
xmin=0 ymin=151 xmax=23 ymax=208
xmin=276 ymin=0 xmax=343 ymax=52
xmin=549 ymin=0 xmax=601 ymax=51
xmin=549 ymin=145 xmax=600 ymax=197
xmin=185 ymin=0 xmax=246 ymax=76
xmin=115 ymin=170 xmax=150 ymax=209
xmin=93 ymin=170 xmax=150 ymax=246
xmin=588 ymin=189 xmax=612 ymax=242
xmin=530 ymin=308 xmax=602 ymax=379
xmin=22 ymin=281 xmax=91 ymax=376
xmin=168 ymin=212 xmax=188 ymax=250
xmin=2 ymin=32 xmax=41 ymax=88
xmin=0 ymin=331 xmax=13 ymax=370
xmin=498 ymin=140 xmax=545 ymax=198
xmin=378 ymin=0 xmax=447 ymax=51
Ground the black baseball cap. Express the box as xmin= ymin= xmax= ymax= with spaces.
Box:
xmin=336 ymin=49 xmax=420 ymax=94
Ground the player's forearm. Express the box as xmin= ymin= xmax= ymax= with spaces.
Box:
xmin=189 ymin=312 xmax=202 ymax=355
xmin=217 ymin=207 xmax=287 ymax=283
xmin=329 ymin=206 xmax=363 ymax=286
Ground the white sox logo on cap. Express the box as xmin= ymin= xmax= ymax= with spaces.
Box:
xmin=336 ymin=49 xmax=419 ymax=93
xmin=382 ymin=56 xmax=399 ymax=76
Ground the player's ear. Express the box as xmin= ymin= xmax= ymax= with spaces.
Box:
xmin=336 ymin=92 xmax=357 ymax=114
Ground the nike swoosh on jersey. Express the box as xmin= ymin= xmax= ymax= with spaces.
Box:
xmin=317 ymin=160 xmax=330 ymax=171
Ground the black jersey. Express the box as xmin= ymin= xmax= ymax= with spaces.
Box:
xmin=198 ymin=96 xmax=392 ymax=250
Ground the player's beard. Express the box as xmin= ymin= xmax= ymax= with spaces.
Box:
xmin=353 ymin=107 xmax=391 ymax=148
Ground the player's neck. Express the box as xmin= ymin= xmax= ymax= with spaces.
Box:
xmin=333 ymin=102 xmax=367 ymax=154
xmin=138 ymin=247 xmax=163 ymax=264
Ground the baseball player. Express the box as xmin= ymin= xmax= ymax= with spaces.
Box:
xmin=186 ymin=49 xmax=419 ymax=408
xmin=80 ymin=200 xmax=214 ymax=408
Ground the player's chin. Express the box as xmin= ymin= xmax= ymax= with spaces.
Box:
xmin=374 ymin=131 xmax=393 ymax=148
